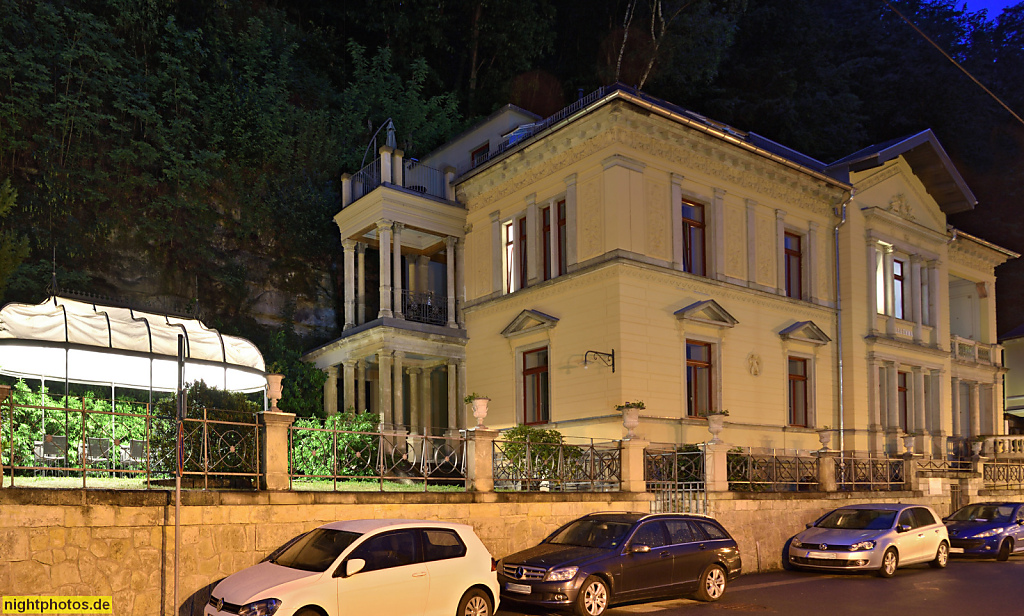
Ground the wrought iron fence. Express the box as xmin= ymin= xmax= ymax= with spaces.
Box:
xmin=288 ymin=423 xmax=466 ymax=491
xmin=727 ymin=449 xmax=819 ymax=492
xmin=403 ymin=160 xmax=447 ymax=199
xmin=835 ymin=456 xmax=905 ymax=491
xmin=351 ymin=157 xmax=382 ymax=202
xmin=983 ymin=461 xmax=1024 ymax=488
xmin=492 ymin=437 xmax=620 ymax=492
xmin=644 ymin=445 xmax=706 ymax=513
xmin=401 ymin=290 xmax=448 ymax=326
xmin=0 ymin=398 xmax=260 ymax=490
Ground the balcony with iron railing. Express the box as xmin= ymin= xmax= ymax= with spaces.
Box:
xmin=401 ymin=290 xmax=448 ymax=327
xmin=344 ymin=150 xmax=454 ymax=207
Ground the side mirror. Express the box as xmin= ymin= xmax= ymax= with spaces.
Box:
xmin=631 ymin=544 xmax=651 ymax=554
xmin=805 ymin=523 xmax=814 ymax=529
xmin=897 ymin=524 xmax=912 ymax=533
xmin=337 ymin=558 xmax=365 ymax=578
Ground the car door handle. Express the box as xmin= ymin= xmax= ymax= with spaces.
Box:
xmin=412 ymin=571 xmax=427 ymax=577
xmin=698 ymin=543 xmax=707 ymax=550
xmin=659 ymin=551 xmax=670 ymax=558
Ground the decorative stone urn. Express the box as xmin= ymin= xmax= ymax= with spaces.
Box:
xmin=621 ymin=406 xmax=641 ymax=439
xmin=706 ymin=413 xmax=726 ymax=444
xmin=817 ymin=429 xmax=832 ymax=451
xmin=266 ymin=373 xmax=285 ymax=412
xmin=471 ymin=397 xmax=490 ymax=429
xmin=902 ymin=433 xmax=916 ymax=455
xmin=971 ymin=439 xmax=984 ymax=457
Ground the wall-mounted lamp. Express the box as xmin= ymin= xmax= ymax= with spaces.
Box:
xmin=583 ymin=349 xmax=615 ymax=373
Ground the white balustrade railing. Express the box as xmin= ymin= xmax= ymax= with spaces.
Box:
xmin=950 ymin=335 xmax=1001 ymax=367
xmin=987 ymin=435 xmax=1024 ymax=458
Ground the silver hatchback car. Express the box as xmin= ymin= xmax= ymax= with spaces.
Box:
xmin=787 ymin=503 xmax=949 ymax=577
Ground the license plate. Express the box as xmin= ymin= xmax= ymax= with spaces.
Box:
xmin=506 ymin=583 xmax=531 ymax=594
xmin=949 ymin=547 xmax=964 ymax=554
xmin=807 ymin=551 xmax=837 ymax=559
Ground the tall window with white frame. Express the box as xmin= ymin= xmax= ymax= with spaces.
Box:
xmin=893 ymin=258 xmax=907 ymax=319
xmin=681 ymin=200 xmax=706 ymax=276
xmin=897 ymin=371 xmax=909 ymax=432
xmin=556 ymin=199 xmax=567 ymax=276
xmin=542 ymin=206 xmax=552 ymax=281
xmin=788 ymin=357 xmax=808 ymax=426
xmin=503 ymin=221 xmax=515 ymax=293
xmin=523 ymin=348 xmax=549 ymax=424
xmin=686 ymin=341 xmax=713 ymax=417
xmin=784 ymin=232 xmax=803 ymax=299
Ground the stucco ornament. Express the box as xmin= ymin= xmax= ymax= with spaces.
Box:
xmin=747 ymin=353 xmax=762 ymax=377
xmin=886 ymin=194 xmax=915 ymax=222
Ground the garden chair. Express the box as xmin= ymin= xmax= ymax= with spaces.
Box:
xmin=32 ymin=435 xmax=67 ymax=475
xmin=83 ymin=437 xmax=112 ymax=468
xmin=119 ymin=439 xmax=147 ymax=469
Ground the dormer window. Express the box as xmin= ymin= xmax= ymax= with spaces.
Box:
xmin=471 ymin=144 xmax=489 ymax=168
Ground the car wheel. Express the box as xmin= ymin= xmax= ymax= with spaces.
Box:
xmin=294 ymin=609 xmax=321 ymax=616
xmin=456 ymin=588 xmax=492 ymax=616
xmin=695 ymin=564 xmax=727 ymax=602
xmin=877 ymin=548 xmax=899 ymax=578
xmin=997 ymin=539 xmax=1012 ymax=562
xmin=929 ymin=542 xmax=949 ymax=569
xmin=574 ymin=576 xmax=609 ymax=616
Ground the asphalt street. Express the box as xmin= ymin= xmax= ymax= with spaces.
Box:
xmin=496 ymin=555 xmax=1024 ymax=615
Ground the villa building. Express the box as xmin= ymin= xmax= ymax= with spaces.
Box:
xmin=303 ymin=85 xmax=1015 ymax=456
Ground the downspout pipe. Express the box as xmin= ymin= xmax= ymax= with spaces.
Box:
xmin=834 ymin=190 xmax=855 ymax=454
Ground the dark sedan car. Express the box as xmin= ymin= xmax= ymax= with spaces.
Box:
xmin=497 ymin=512 xmax=742 ymax=616
xmin=945 ymin=502 xmax=1024 ymax=560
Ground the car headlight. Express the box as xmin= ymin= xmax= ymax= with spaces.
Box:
xmin=790 ymin=538 xmax=803 ymax=549
xmin=973 ymin=528 xmax=1005 ymax=538
xmin=849 ymin=541 xmax=875 ymax=551
xmin=237 ymin=599 xmax=281 ymax=616
xmin=546 ymin=566 xmax=579 ymax=582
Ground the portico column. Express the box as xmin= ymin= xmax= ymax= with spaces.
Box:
xmin=356 ymin=243 xmax=366 ymax=325
xmin=324 ymin=365 xmax=339 ymax=416
xmin=911 ymin=255 xmax=923 ymax=342
xmin=951 ymin=377 xmax=961 ymax=437
xmin=931 ymin=369 xmax=947 ymax=457
xmin=343 ymin=360 xmax=355 ymax=414
xmin=409 ymin=367 xmax=422 ymax=433
xmin=378 ymin=351 xmax=393 ymax=429
xmin=928 ymin=261 xmax=941 ymax=332
xmin=420 ymin=367 xmax=432 ymax=433
xmin=969 ymin=382 xmax=981 ymax=437
xmin=356 ymin=359 xmax=366 ymax=412
xmin=868 ymin=359 xmax=884 ymax=454
xmin=867 ymin=242 xmax=880 ymax=332
xmin=392 ymin=351 xmax=405 ymax=428
xmin=886 ymin=361 xmax=899 ymax=432
xmin=913 ymin=367 xmax=926 ymax=452
xmin=883 ymin=246 xmax=895 ymax=335
xmin=377 ymin=221 xmax=393 ymax=318
xmin=455 ymin=235 xmax=466 ymax=327
xmin=393 ymin=222 xmax=405 ymax=319
xmin=343 ymin=239 xmax=356 ymax=330
xmin=993 ymin=377 xmax=1004 ymax=436
xmin=446 ymin=236 xmax=457 ymax=328
xmin=447 ymin=361 xmax=458 ymax=432
xmin=457 ymin=359 xmax=468 ymax=430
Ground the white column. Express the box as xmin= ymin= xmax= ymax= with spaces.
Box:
xmin=455 ymin=236 xmax=466 ymax=327
xmin=393 ymin=351 xmax=405 ymax=428
xmin=951 ymin=376 xmax=961 ymax=437
xmin=377 ymin=221 xmax=393 ymax=318
xmin=883 ymin=246 xmax=895 ymax=334
xmin=931 ymin=368 xmax=946 ymax=456
xmin=746 ymin=199 xmax=758 ymax=287
xmin=343 ymin=360 xmax=355 ymax=414
xmin=379 ymin=351 xmax=392 ymax=428
xmin=343 ymin=239 xmax=356 ymax=330
xmin=928 ymin=260 xmax=941 ymax=330
xmin=457 ymin=359 xmax=468 ymax=430
xmin=447 ymin=361 xmax=458 ymax=432
xmin=713 ymin=189 xmax=726 ymax=281
xmin=490 ymin=211 xmax=503 ymax=293
xmin=911 ymin=255 xmax=923 ymax=342
xmin=886 ymin=362 xmax=899 ymax=430
xmin=807 ymin=221 xmax=819 ymax=303
xmin=564 ymin=174 xmax=578 ymax=269
xmin=775 ymin=209 xmax=786 ymax=295
xmin=969 ymin=382 xmax=981 ymax=437
xmin=914 ymin=367 xmax=926 ymax=445
xmin=445 ymin=236 xmax=457 ymax=328
xmin=409 ymin=367 xmax=422 ymax=433
xmin=393 ymin=222 xmax=405 ymax=319
xmin=671 ymin=174 xmax=684 ymax=269
xmin=868 ymin=359 xmax=884 ymax=454
xmin=525 ymin=194 xmax=538 ymax=285
xmin=324 ymin=365 xmax=339 ymax=416
xmin=356 ymin=359 xmax=366 ymax=412
xmin=356 ymin=243 xmax=366 ymax=325
xmin=993 ymin=377 xmax=1003 ymax=436
xmin=867 ymin=241 xmax=879 ymax=332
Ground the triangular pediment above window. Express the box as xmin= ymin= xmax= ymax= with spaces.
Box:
xmin=779 ymin=321 xmax=831 ymax=345
xmin=501 ymin=309 xmax=559 ymax=338
xmin=673 ymin=300 xmax=738 ymax=328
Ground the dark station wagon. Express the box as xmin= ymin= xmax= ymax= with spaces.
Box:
xmin=497 ymin=512 xmax=742 ymax=616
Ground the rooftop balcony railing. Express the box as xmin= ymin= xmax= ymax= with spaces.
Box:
xmin=343 ymin=152 xmax=453 ymax=207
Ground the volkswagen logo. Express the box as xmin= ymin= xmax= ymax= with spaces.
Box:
xmin=819 ymin=544 xmax=828 ymax=550
xmin=215 ymin=598 xmax=224 ymax=613
xmin=515 ymin=567 xmax=525 ymax=579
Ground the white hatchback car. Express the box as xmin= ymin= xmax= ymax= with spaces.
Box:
xmin=205 ymin=519 xmax=500 ymax=616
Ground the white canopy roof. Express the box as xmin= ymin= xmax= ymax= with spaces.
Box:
xmin=0 ymin=296 xmax=267 ymax=393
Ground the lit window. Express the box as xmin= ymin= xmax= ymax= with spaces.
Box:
xmin=686 ymin=341 xmax=713 ymax=417
xmin=681 ymin=200 xmax=705 ymax=276
xmin=788 ymin=357 xmax=808 ymax=426
xmin=523 ymin=348 xmax=549 ymax=424
xmin=784 ymin=233 xmax=802 ymax=299
xmin=503 ymin=221 xmax=516 ymax=293
xmin=894 ymin=259 xmax=906 ymax=319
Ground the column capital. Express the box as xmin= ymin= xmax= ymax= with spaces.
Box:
xmin=910 ymin=253 xmax=924 ymax=264
xmin=524 ymin=193 xmax=536 ymax=206
xmin=670 ymin=172 xmax=685 ymax=187
xmin=882 ymin=244 xmax=894 ymax=255
xmin=342 ymin=238 xmax=356 ymax=250
xmin=775 ymin=208 xmax=786 ymax=220
xmin=356 ymin=242 xmax=366 ymax=254
xmin=393 ymin=221 xmax=405 ymax=232
xmin=325 ymin=365 xmax=339 ymax=377
xmin=393 ymin=350 xmax=406 ymax=360
xmin=489 ymin=210 xmax=501 ymax=223
xmin=564 ymin=173 xmax=578 ymax=188
xmin=376 ymin=220 xmax=393 ymax=232
xmin=714 ymin=188 xmax=727 ymax=200
xmin=808 ymin=220 xmax=820 ymax=231
xmin=445 ymin=235 xmax=457 ymax=249
xmin=408 ymin=366 xmax=422 ymax=375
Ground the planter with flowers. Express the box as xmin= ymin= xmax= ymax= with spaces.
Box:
xmin=615 ymin=400 xmax=645 ymax=439
xmin=700 ymin=409 xmax=729 ymax=444
xmin=465 ymin=393 xmax=491 ymax=428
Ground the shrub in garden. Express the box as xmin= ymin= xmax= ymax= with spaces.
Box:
xmin=291 ymin=412 xmax=380 ymax=479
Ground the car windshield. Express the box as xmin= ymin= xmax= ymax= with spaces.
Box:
xmin=947 ymin=505 xmax=1014 ymax=523
xmin=548 ymin=519 xmax=633 ymax=549
xmin=271 ymin=529 xmax=362 ymax=572
xmin=817 ymin=509 xmax=896 ymax=530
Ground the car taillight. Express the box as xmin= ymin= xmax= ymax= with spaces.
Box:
xmin=491 ymin=558 xmax=498 ymax=572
